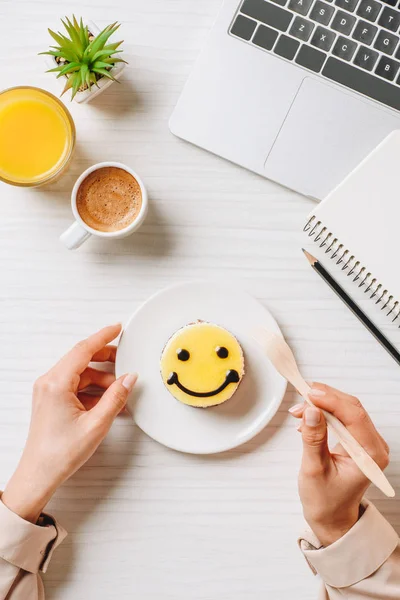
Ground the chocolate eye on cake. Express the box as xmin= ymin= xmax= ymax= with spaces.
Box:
xmin=160 ymin=321 xmax=245 ymax=408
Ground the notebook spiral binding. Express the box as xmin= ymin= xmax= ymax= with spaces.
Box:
xmin=304 ymin=216 xmax=400 ymax=324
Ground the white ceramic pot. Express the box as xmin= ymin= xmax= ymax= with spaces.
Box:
xmin=44 ymin=20 xmax=126 ymax=104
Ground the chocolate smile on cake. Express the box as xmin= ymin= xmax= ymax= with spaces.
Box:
xmin=160 ymin=321 xmax=245 ymax=408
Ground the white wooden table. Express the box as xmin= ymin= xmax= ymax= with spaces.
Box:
xmin=2 ymin=1 xmax=400 ymax=598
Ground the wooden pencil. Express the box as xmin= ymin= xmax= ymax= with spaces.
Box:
xmin=303 ymin=249 xmax=400 ymax=367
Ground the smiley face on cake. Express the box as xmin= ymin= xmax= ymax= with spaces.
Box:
xmin=160 ymin=321 xmax=245 ymax=407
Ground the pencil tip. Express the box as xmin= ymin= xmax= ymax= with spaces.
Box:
xmin=302 ymin=248 xmax=317 ymax=265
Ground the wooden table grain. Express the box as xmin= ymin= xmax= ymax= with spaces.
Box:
xmin=1 ymin=1 xmax=400 ymax=598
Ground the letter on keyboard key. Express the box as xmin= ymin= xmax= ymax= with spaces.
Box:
xmin=375 ymin=55 xmax=400 ymax=80
xmin=289 ymin=16 xmax=315 ymax=40
xmin=295 ymin=44 xmax=327 ymax=70
xmin=274 ymin=34 xmax=301 ymax=58
xmin=323 ymin=56 xmax=400 ymax=110
xmin=231 ymin=15 xmax=258 ymax=40
xmin=354 ymin=44 xmax=379 ymax=69
xmin=332 ymin=34 xmax=358 ymax=59
xmin=334 ymin=0 xmax=358 ymax=12
xmin=253 ymin=24 xmax=280 ymax=49
xmin=374 ymin=30 xmax=399 ymax=55
xmin=331 ymin=10 xmax=356 ymax=34
xmin=288 ymin=0 xmax=314 ymax=14
xmin=241 ymin=0 xmax=293 ymax=31
xmin=352 ymin=20 xmax=377 ymax=44
xmin=378 ymin=6 xmax=400 ymax=32
xmin=309 ymin=0 xmax=335 ymax=24
xmin=356 ymin=0 xmax=382 ymax=22
xmin=311 ymin=25 xmax=336 ymax=50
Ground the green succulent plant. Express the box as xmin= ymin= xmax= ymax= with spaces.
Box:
xmin=40 ymin=16 xmax=126 ymax=99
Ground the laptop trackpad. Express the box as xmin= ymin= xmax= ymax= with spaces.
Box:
xmin=264 ymin=76 xmax=400 ymax=200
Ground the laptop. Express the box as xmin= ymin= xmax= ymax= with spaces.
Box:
xmin=169 ymin=0 xmax=400 ymax=200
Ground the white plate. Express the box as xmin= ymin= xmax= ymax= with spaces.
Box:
xmin=116 ymin=281 xmax=287 ymax=454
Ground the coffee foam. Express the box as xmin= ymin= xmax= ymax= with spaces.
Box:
xmin=76 ymin=166 xmax=142 ymax=233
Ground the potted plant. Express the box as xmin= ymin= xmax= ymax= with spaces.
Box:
xmin=41 ymin=16 xmax=127 ymax=103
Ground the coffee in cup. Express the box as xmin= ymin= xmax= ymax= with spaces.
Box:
xmin=60 ymin=162 xmax=148 ymax=250
xmin=76 ymin=166 xmax=142 ymax=233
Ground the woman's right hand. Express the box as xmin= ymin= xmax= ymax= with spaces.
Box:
xmin=289 ymin=383 xmax=390 ymax=547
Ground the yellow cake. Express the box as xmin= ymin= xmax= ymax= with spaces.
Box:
xmin=160 ymin=322 xmax=245 ymax=408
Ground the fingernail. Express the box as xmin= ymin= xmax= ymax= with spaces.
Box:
xmin=296 ymin=424 xmax=302 ymax=432
xmin=288 ymin=403 xmax=304 ymax=414
xmin=305 ymin=407 xmax=321 ymax=427
xmin=308 ymin=387 xmax=326 ymax=398
xmin=122 ymin=373 xmax=138 ymax=392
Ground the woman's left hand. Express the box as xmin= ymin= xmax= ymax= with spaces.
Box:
xmin=2 ymin=324 xmax=137 ymax=523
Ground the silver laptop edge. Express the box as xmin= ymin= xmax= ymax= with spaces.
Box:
xmin=170 ymin=0 xmax=400 ymax=200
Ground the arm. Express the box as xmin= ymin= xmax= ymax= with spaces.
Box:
xmin=299 ymin=499 xmax=400 ymax=599
xmin=0 ymin=499 xmax=66 ymax=600
xmin=289 ymin=384 xmax=398 ymax=599
xmin=0 ymin=324 xmax=137 ymax=600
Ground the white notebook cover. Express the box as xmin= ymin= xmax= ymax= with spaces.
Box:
xmin=308 ymin=130 xmax=400 ymax=302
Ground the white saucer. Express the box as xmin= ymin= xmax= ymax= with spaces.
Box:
xmin=116 ymin=281 xmax=287 ymax=454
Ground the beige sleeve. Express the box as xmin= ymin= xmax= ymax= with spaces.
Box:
xmin=298 ymin=500 xmax=400 ymax=599
xmin=0 ymin=497 xmax=67 ymax=600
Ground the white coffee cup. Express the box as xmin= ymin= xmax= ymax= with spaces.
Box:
xmin=60 ymin=161 xmax=148 ymax=250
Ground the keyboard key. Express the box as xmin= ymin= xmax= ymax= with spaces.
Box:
xmin=230 ymin=15 xmax=258 ymax=40
xmin=270 ymin=0 xmax=288 ymax=6
xmin=375 ymin=55 xmax=400 ymax=79
xmin=253 ymin=23 xmax=279 ymax=49
xmin=331 ymin=10 xmax=357 ymax=33
xmin=274 ymin=33 xmax=301 ymax=57
xmin=352 ymin=20 xmax=377 ymax=43
xmin=289 ymin=15 xmax=315 ymax=39
xmin=334 ymin=0 xmax=358 ymax=11
xmin=353 ymin=44 xmax=379 ymax=69
xmin=309 ymin=0 xmax=335 ymax=23
xmin=288 ymin=0 xmax=314 ymax=14
xmin=323 ymin=56 xmax=400 ymax=110
xmin=381 ymin=0 xmax=397 ymax=5
xmin=295 ymin=44 xmax=327 ymax=70
xmin=378 ymin=6 xmax=400 ymax=31
xmin=311 ymin=25 xmax=337 ymax=48
xmin=241 ymin=0 xmax=293 ymax=31
xmin=356 ymin=0 xmax=382 ymax=22
xmin=374 ymin=29 xmax=399 ymax=54
xmin=332 ymin=34 xmax=358 ymax=58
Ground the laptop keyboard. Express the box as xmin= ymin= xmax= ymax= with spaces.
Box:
xmin=230 ymin=0 xmax=400 ymax=111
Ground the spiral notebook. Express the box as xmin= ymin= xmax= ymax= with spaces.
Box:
xmin=304 ymin=130 xmax=400 ymax=323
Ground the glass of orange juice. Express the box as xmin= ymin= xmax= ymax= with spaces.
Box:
xmin=0 ymin=86 xmax=75 ymax=187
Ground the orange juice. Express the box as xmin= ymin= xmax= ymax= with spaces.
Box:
xmin=0 ymin=87 xmax=75 ymax=186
